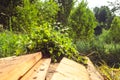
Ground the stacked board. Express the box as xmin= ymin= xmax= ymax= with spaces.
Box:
xmin=0 ymin=52 xmax=51 ymax=80
xmin=0 ymin=52 xmax=104 ymax=80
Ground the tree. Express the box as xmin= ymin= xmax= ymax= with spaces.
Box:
xmin=55 ymin=0 xmax=75 ymax=26
xmin=10 ymin=0 xmax=59 ymax=32
xmin=109 ymin=16 xmax=120 ymax=43
xmin=0 ymin=0 xmax=38 ymax=31
xmin=36 ymin=0 xmax=59 ymax=25
xmin=68 ymin=0 xmax=97 ymax=41
xmin=93 ymin=6 xmax=114 ymax=29
xmin=11 ymin=0 xmax=38 ymax=32
xmin=108 ymin=0 xmax=120 ymax=14
xmin=0 ymin=0 xmax=22 ymax=30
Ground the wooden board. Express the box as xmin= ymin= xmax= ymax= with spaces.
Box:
xmin=86 ymin=57 xmax=104 ymax=80
xmin=51 ymin=57 xmax=90 ymax=80
xmin=20 ymin=58 xmax=51 ymax=80
xmin=0 ymin=52 xmax=42 ymax=80
xmin=0 ymin=53 xmax=40 ymax=69
xmin=46 ymin=63 xmax=59 ymax=80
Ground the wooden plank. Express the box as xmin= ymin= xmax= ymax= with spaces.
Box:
xmin=0 ymin=52 xmax=42 ymax=80
xmin=46 ymin=63 xmax=59 ymax=80
xmin=86 ymin=57 xmax=104 ymax=80
xmin=20 ymin=58 xmax=51 ymax=80
xmin=51 ymin=57 xmax=90 ymax=80
xmin=0 ymin=54 xmax=38 ymax=69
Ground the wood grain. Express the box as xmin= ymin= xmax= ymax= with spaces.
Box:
xmin=86 ymin=57 xmax=104 ymax=80
xmin=0 ymin=52 xmax=42 ymax=80
xmin=20 ymin=58 xmax=51 ymax=80
xmin=51 ymin=57 xmax=90 ymax=80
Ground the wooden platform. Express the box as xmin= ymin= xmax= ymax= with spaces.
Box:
xmin=0 ymin=52 xmax=50 ymax=80
xmin=0 ymin=52 xmax=104 ymax=80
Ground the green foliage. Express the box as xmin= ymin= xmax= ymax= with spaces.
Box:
xmin=98 ymin=63 xmax=120 ymax=80
xmin=0 ymin=31 xmax=29 ymax=57
xmin=12 ymin=0 xmax=38 ymax=32
xmin=98 ymin=29 xmax=111 ymax=43
xmin=0 ymin=24 xmax=86 ymax=64
xmin=0 ymin=31 xmax=17 ymax=57
xmin=0 ymin=0 xmax=22 ymax=29
xmin=76 ymin=16 xmax=120 ymax=66
xmin=0 ymin=0 xmax=87 ymax=64
xmin=94 ymin=6 xmax=114 ymax=30
xmin=76 ymin=37 xmax=120 ymax=67
xmin=29 ymin=23 xmax=85 ymax=63
xmin=56 ymin=0 xmax=75 ymax=26
xmin=36 ymin=0 xmax=59 ymax=25
xmin=11 ymin=0 xmax=59 ymax=32
xmin=76 ymin=40 xmax=91 ymax=54
xmin=109 ymin=16 xmax=120 ymax=43
xmin=94 ymin=6 xmax=113 ymax=23
xmin=69 ymin=0 xmax=97 ymax=41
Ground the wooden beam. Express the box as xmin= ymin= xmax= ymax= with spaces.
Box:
xmin=51 ymin=57 xmax=90 ymax=80
xmin=0 ymin=52 xmax=42 ymax=80
xmin=20 ymin=58 xmax=51 ymax=80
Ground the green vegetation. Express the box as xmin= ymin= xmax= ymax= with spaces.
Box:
xmin=0 ymin=0 xmax=85 ymax=63
xmin=0 ymin=31 xmax=29 ymax=57
xmin=0 ymin=0 xmax=120 ymax=79
xmin=69 ymin=0 xmax=97 ymax=41
xmin=97 ymin=62 xmax=120 ymax=80
xmin=28 ymin=23 xmax=84 ymax=63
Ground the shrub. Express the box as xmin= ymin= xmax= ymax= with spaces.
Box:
xmin=98 ymin=29 xmax=111 ymax=43
xmin=29 ymin=23 xmax=85 ymax=63
xmin=76 ymin=38 xmax=120 ymax=67
xmin=109 ymin=16 xmax=120 ymax=43
xmin=0 ymin=31 xmax=17 ymax=57
xmin=12 ymin=0 xmax=59 ymax=33
xmin=0 ymin=23 xmax=86 ymax=64
xmin=75 ymin=40 xmax=91 ymax=54
xmin=68 ymin=0 xmax=97 ymax=41
xmin=0 ymin=31 xmax=29 ymax=57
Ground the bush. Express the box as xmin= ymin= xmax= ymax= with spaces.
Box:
xmin=0 ymin=23 xmax=86 ymax=64
xmin=68 ymin=0 xmax=97 ymax=41
xmin=0 ymin=31 xmax=29 ymax=57
xmin=76 ymin=40 xmax=91 ymax=54
xmin=0 ymin=31 xmax=17 ymax=57
xmin=12 ymin=0 xmax=59 ymax=33
xmin=109 ymin=16 xmax=120 ymax=43
xmin=76 ymin=38 xmax=120 ymax=67
xmin=98 ymin=29 xmax=111 ymax=43
xmin=29 ymin=23 xmax=85 ymax=63
xmin=12 ymin=0 xmax=38 ymax=32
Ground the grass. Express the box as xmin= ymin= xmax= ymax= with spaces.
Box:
xmin=76 ymin=39 xmax=120 ymax=67
xmin=0 ymin=31 xmax=29 ymax=57
xmin=97 ymin=63 xmax=120 ymax=80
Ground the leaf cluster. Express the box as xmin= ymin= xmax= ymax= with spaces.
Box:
xmin=29 ymin=23 xmax=85 ymax=63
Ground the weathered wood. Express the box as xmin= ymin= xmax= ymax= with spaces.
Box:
xmin=20 ymin=58 xmax=51 ymax=80
xmin=0 ymin=52 xmax=42 ymax=80
xmin=46 ymin=63 xmax=59 ymax=80
xmin=86 ymin=57 xmax=104 ymax=80
xmin=51 ymin=57 xmax=90 ymax=80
